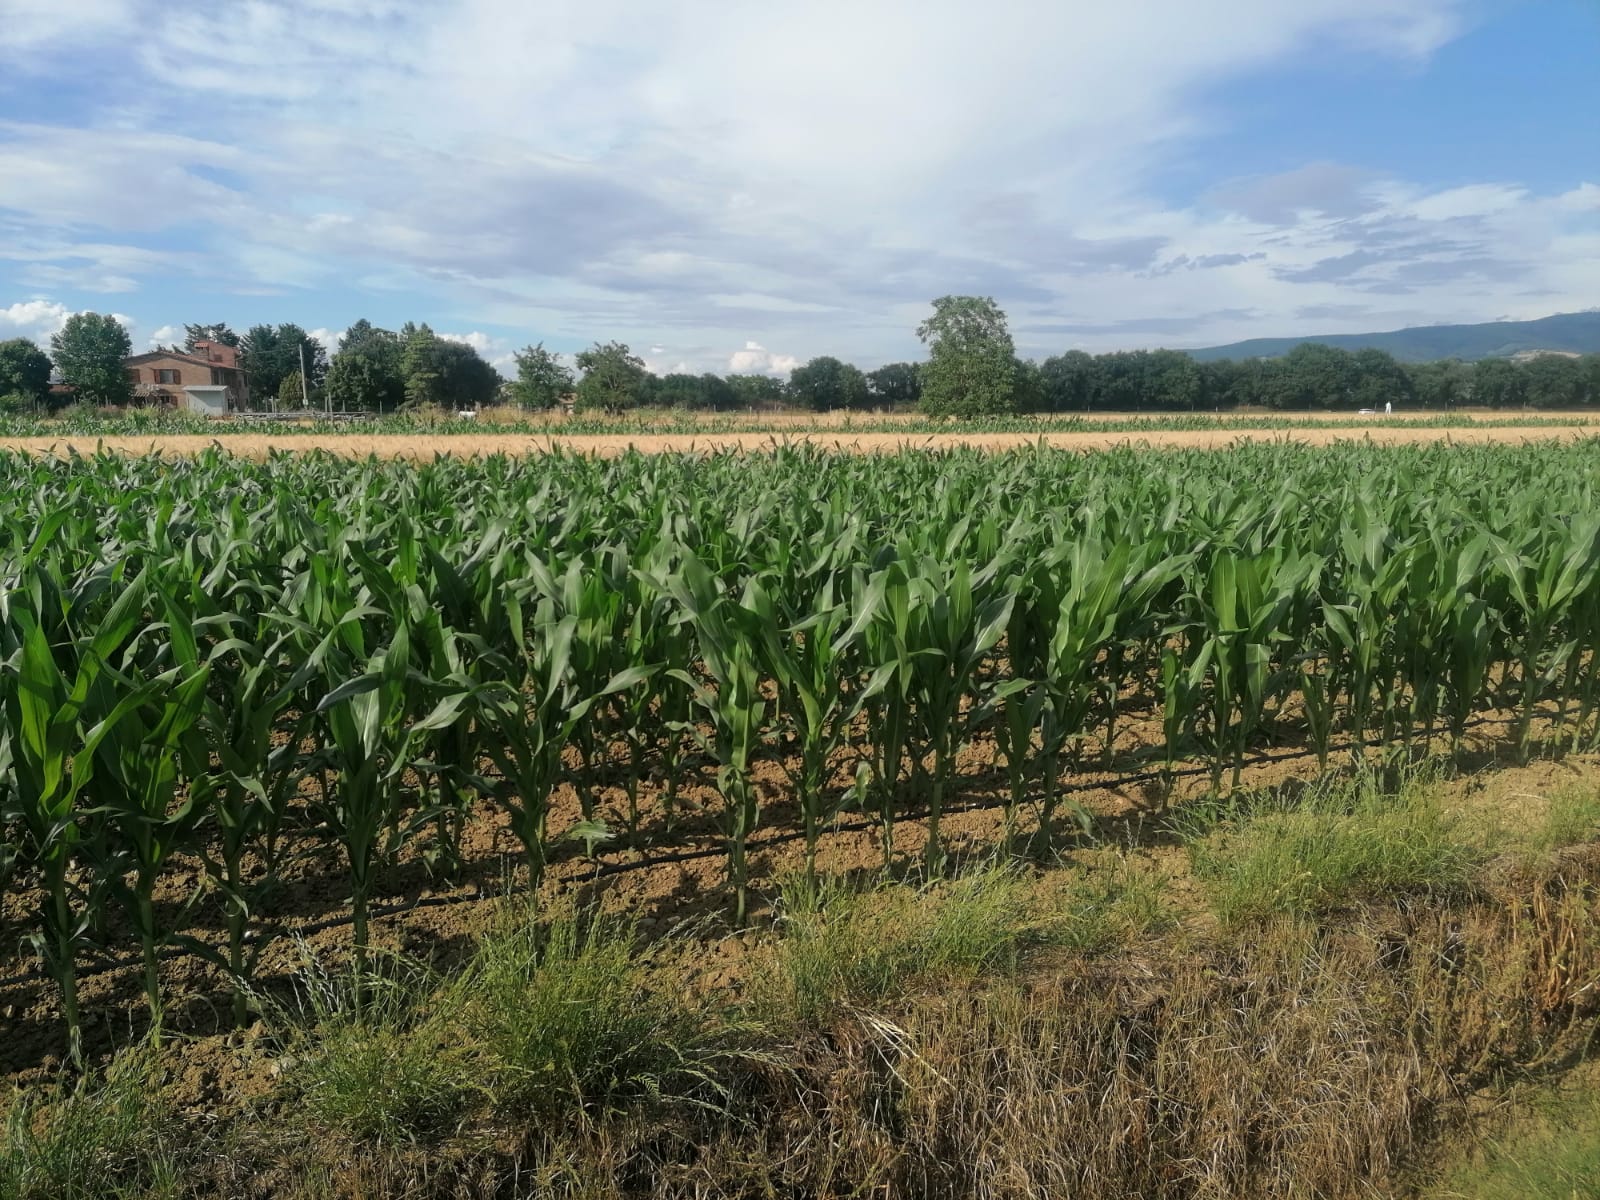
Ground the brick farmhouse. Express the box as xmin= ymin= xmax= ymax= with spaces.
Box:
xmin=122 ymin=340 xmax=249 ymax=414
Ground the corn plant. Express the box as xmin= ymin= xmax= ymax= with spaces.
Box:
xmin=311 ymin=610 xmax=470 ymax=990
xmin=81 ymin=588 xmax=213 ymax=1039
xmin=659 ymin=552 xmax=770 ymax=923
xmin=1489 ymin=512 xmax=1600 ymax=762
xmin=1 ymin=572 xmax=150 ymax=1065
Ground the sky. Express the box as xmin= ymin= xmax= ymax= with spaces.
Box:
xmin=0 ymin=0 xmax=1595 ymax=377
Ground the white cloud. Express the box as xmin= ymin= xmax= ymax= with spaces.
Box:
xmin=439 ymin=329 xmax=515 ymax=374
xmin=0 ymin=299 xmax=73 ymax=344
xmin=729 ymin=341 xmax=799 ymax=376
xmin=0 ymin=0 xmax=133 ymax=51
xmin=148 ymin=324 xmax=180 ymax=347
xmin=438 ymin=330 xmax=492 ymax=354
xmin=3 ymin=0 xmax=1596 ymax=360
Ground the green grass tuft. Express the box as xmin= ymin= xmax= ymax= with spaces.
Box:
xmin=1052 ymin=861 xmax=1173 ymax=953
xmin=0 ymin=1047 xmax=178 ymax=1200
xmin=449 ymin=905 xmax=750 ymax=1122
xmin=758 ymin=864 xmax=1048 ymax=1028
xmin=1532 ymin=787 xmax=1600 ymax=854
xmin=1189 ymin=772 xmax=1485 ymax=926
xmin=265 ymin=941 xmax=477 ymax=1143
xmin=1430 ymin=1070 xmax=1600 ymax=1199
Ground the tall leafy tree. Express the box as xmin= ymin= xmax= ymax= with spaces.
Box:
xmin=240 ymin=323 xmax=326 ymax=402
xmin=1143 ymin=349 xmax=1204 ymax=411
xmin=431 ymin=339 xmax=501 ymax=410
xmin=326 ymin=322 xmax=406 ymax=412
xmin=1011 ymin=357 xmax=1045 ymax=412
xmin=574 ymin=341 xmax=650 ymax=413
xmin=277 ymin=369 xmax=307 ymax=408
xmin=400 ymin=322 xmax=442 ymax=408
xmin=1520 ymin=353 xmax=1586 ymax=409
xmin=697 ymin=372 xmax=736 ymax=410
xmin=653 ymin=372 xmax=737 ymax=410
xmin=510 ymin=343 xmax=574 ymax=410
xmin=1266 ymin=343 xmax=1357 ymax=409
xmin=867 ymin=362 xmax=922 ymax=408
xmin=50 ymin=313 xmax=132 ymax=406
xmin=183 ymin=323 xmax=239 ymax=350
xmin=917 ymin=295 xmax=1017 ymax=417
xmin=1348 ymin=348 xmax=1413 ymax=410
xmin=724 ymin=374 xmax=786 ymax=408
xmin=1471 ymin=357 xmax=1528 ymax=408
xmin=1405 ymin=359 xmax=1470 ymax=409
xmin=788 ymin=356 xmax=869 ymax=410
xmin=0 ymin=338 xmax=53 ymax=408
xmin=1038 ymin=350 xmax=1097 ymax=411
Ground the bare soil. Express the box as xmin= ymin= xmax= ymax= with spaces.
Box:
xmin=2 ymin=701 xmax=1592 ymax=1090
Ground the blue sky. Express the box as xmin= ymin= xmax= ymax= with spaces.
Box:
xmin=0 ymin=0 xmax=1595 ymax=376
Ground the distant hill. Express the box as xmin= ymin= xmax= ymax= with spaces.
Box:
xmin=1187 ymin=312 xmax=1600 ymax=364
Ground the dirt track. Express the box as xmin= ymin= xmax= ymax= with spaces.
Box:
xmin=1 ymin=423 xmax=1596 ymax=459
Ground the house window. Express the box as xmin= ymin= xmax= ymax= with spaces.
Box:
xmin=157 ymin=369 xmax=181 ymax=385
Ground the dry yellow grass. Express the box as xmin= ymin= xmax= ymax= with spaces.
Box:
xmin=0 ymin=423 xmax=1595 ymax=459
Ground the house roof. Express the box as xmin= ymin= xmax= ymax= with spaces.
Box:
xmin=125 ymin=350 xmax=242 ymax=372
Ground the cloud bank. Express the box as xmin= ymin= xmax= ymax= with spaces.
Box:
xmin=0 ymin=0 xmax=1594 ymax=369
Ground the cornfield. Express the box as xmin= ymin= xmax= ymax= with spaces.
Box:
xmin=2 ymin=440 xmax=1599 ymax=1063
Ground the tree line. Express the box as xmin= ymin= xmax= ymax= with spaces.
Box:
xmin=4 ymin=302 xmax=1598 ymax=416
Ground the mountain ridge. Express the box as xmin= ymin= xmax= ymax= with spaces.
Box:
xmin=1185 ymin=311 xmax=1600 ymax=363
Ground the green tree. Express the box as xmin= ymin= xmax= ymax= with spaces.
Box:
xmin=1264 ymin=343 xmax=1357 ymax=409
xmin=652 ymin=372 xmax=737 ymax=410
xmin=867 ymin=362 xmax=922 ymax=408
xmin=278 ymin=369 xmax=307 ymax=409
xmin=1197 ymin=358 xmax=1243 ymax=409
xmin=1471 ymin=357 xmax=1527 ymax=408
xmin=917 ymin=296 xmax=1017 ymax=417
xmin=240 ymin=323 xmax=326 ymax=403
xmin=1406 ymin=359 xmax=1470 ymax=409
xmin=724 ymin=374 xmax=786 ymax=409
xmin=183 ymin=323 xmax=239 ymax=351
xmin=326 ymin=322 xmax=406 ymax=412
xmin=400 ymin=322 xmax=442 ymax=409
xmin=0 ymin=338 xmax=53 ymax=408
xmin=698 ymin=372 xmax=736 ymax=410
xmin=1142 ymin=349 xmax=1203 ymax=411
xmin=1580 ymin=355 xmax=1600 ymax=407
xmin=1348 ymin=348 xmax=1413 ymax=410
xmin=1011 ymin=357 xmax=1045 ymax=412
xmin=510 ymin=343 xmax=574 ymax=410
xmin=788 ymin=356 xmax=869 ymax=410
xmin=50 ymin=312 xmax=132 ymax=406
xmin=1038 ymin=350 xmax=1097 ymax=411
xmin=1520 ymin=354 xmax=1586 ymax=409
xmin=1094 ymin=351 xmax=1145 ymax=410
xmin=574 ymin=341 xmax=650 ymax=413
xmin=431 ymin=338 xmax=501 ymax=410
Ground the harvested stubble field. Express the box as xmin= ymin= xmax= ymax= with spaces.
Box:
xmin=3 ymin=440 xmax=1600 ymax=1199
xmin=2 ymin=418 xmax=1599 ymax=459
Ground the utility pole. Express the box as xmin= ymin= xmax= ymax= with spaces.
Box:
xmin=298 ymin=340 xmax=318 ymax=416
